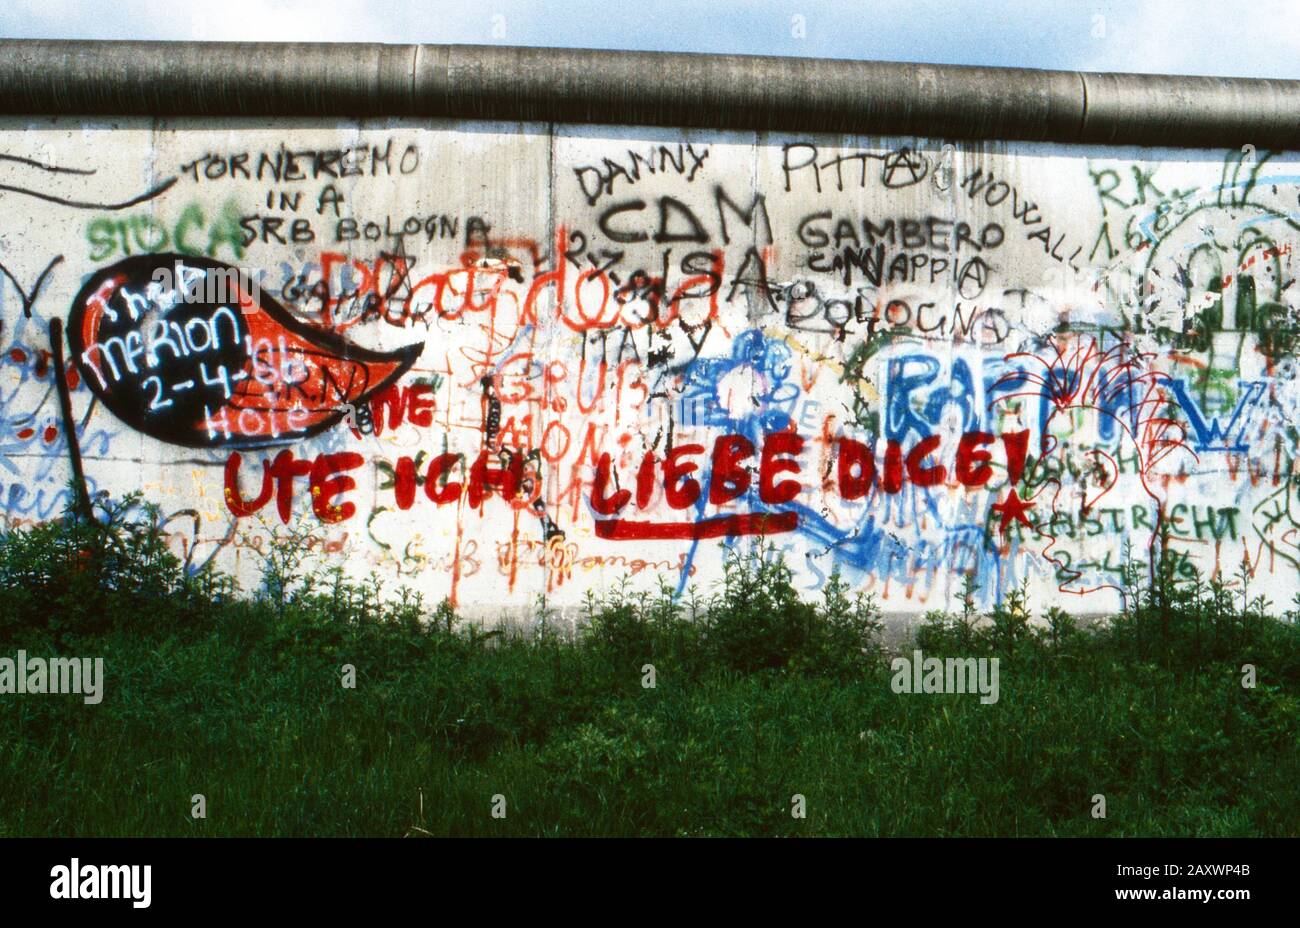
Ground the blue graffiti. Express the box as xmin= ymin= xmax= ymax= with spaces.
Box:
xmin=1166 ymin=378 xmax=1266 ymax=452
xmin=884 ymin=351 xmax=1031 ymax=444
xmin=677 ymin=329 xmax=799 ymax=435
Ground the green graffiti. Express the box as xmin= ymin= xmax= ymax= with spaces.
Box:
xmin=86 ymin=199 xmax=246 ymax=263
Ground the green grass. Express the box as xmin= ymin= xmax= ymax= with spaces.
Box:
xmin=0 ymin=495 xmax=1296 ymax=836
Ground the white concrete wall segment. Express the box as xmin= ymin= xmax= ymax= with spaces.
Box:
xmin=1 ymin=118 xmax=1294 ymax=619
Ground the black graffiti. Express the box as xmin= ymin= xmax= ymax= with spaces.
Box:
xmin=574 ymin=143 xmax=711 ymax=206
xmin=0 ymin=255 xmax=62 ymax=319
xmin=590 ymin=186 xmax=772 ymax=252
xmin=782 ymin=143 xmax=931 ymax=192
xmin=961 ymin=167 xmax=1083 ymax=269
xmin=796 ymin=212 xmax=1003 ymax=254
xmin=0 ymin=150 xmax=176 ymax=210
xmin=180 ymin=141 xmax=419 ymax=184
xmin=0 ymin=177 xmax=176 ymax=211
xmin=478 ymin=375 xmax=564 ymax=544
xmin=67 ymin=254 xmax=421 ymax=449
xmin=774 ymin=280 xmax=1010 ymax=342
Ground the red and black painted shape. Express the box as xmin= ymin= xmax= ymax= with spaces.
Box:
xmin=66 ymin=254 xmax=422 ymax=449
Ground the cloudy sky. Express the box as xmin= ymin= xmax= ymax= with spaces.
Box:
xmin=0 ymin=0 xmax=1295 ymax=79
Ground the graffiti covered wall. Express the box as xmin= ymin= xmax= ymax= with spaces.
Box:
xmin=2 ymin=118 xmax=1298 ymax=619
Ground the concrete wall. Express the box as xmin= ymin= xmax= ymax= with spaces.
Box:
xmin=2 ymin=117 xmax=1295 ymax=619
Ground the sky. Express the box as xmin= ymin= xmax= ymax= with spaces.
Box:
xmin=0 ymin=0 xmax=1297 ymax=80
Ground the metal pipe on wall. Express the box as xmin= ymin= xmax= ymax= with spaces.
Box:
xmin=0 ymin=39 xmax=1296 ymax=149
